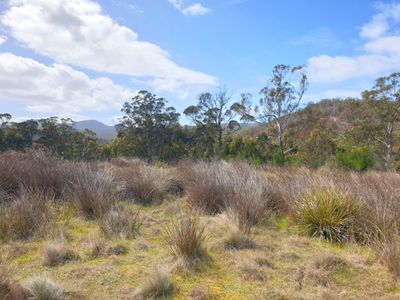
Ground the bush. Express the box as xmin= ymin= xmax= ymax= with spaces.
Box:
xmin=134 ymin=267 xmax=173 ymax=299
xmin=42 ymin=244 xmax=79 ymax=267
xmin=0 ymin=188 xmax=53 ymax=241
xmin=98 ymin=203 xmax=143 ymax=239
xmin=115 ymin=161 xmax=173 ymax=205
xmin=25 ymin=276 xmax=64 ymax=300
xmin=334 ymin=146 xmax=374 ymax=171
xmin=164 ymin=210 xmax=206 ymax=263
xmin=69 ymin=165 xmax=115 ymax=219
xmin=297 ymin=188 xmax=360 ymax=243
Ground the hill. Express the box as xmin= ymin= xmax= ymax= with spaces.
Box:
xmin=74 ymin=120 xmax=117 ymax=141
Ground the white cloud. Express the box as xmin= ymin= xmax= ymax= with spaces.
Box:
xmin=168 ymin=0 xmax=211 ymax=16
xmin=0 ymin=35 xmax=6 ymax=45
xmin=0 ymin=52 xmax=132 ymax=117
xmin=1 ymin=0 xmax=217 ymax=94
xmin=307 ymin=2 xmax=400 ymax=84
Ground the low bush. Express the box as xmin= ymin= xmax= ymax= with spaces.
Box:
xmin=296 ymin=188 xmax=360 ymax=243
xmin=25 ymin=276 xmax=64 ymax=300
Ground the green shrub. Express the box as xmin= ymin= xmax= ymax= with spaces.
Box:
xmin=297 ymin=189 xmax=360 ymax=243
xmin=334 ymin=146 xmax=374 ymax=171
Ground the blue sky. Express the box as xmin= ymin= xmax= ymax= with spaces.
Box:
xmin=0 ymin=0 xmax=399 ymax=124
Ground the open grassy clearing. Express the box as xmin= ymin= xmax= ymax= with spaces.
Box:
xmin=1 ymin=152 xmax=400 ymax=299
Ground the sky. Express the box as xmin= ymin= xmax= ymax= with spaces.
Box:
xmin=0 ymin=0 xmax=400 ymax=124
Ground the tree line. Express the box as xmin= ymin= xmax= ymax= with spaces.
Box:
xmin=1 ymin=65 xmax=400 ymax=171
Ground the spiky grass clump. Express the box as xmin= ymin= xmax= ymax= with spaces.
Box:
xmin=297 ymin=188 xmax=360 ymax=243
xmin=0 ymin=188 xmax=53 ymax=241
xmin=115 ymin=161 xmax=173 ymax=205
xmin=164 ymin=210 xmax=207 ymax=264
xmin=25 ymin=276 xmax=64 ymax=300
xmin=69 ymin=166 xmax=115 ymax=219
xmin=0 ymin=265 xmax=29 ymax=300
xmin=98 ymin=203 xmax=143 ymax=239
xmin=42 ymin=244 xmax=79 ymax=267
xmin=134 ymin=267 xmax=173 ymax=299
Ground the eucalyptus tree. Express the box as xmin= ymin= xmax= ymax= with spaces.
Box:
xmin=184 ymin=88 xmax=253 ymax=156
xmin=256 ymin=64 xmax=308 ymax=159
xmin=119 ymin=90 xmax=180 ymax=160
xmin=359 ymin=72 xmax=400 ymax=169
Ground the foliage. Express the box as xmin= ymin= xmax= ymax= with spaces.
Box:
xmin=297 ymin=189 xmax=360 ymax=243
xmin=334 ymin=146 xmax=374 ymax=171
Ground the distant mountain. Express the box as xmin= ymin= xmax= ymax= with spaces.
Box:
xmin=74 ymin=120 xmax=117 ymax=141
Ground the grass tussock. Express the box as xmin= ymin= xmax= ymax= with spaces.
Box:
xmin=69 ymin=166 xmax=115 ymax=219
xmin=296 ymin=188 xmax=360 ymax=243
xmin=299 ymin=253 xmax=347 ymax=287
xmin=98 ymin=203 xmax=143 ymax=239
xmin=134 ymin=267 xmax=173 ymax=300
xmin=25 ymin=276 xmax=64 ymax=300
xmin=223 ymin=224 xmax=255 ymax=250
xmin=0 ymin=265 xmax=29 ymax=300
xmin=0 ymin=151 xmax=69 ymax=197
xmin=376 ymin=230 xmax=400 ymax=280
xmin=42 ymin=243 xmax=79 ymax=267
xmin=164 ymin=210 xmax=207 ymax=264
xmin=180 ymin=161 xmax=276 ymax=220
xmin=0 ymin=188 xmax=53 ymax=241
xmin=114 ymin=160 xmax=174 ymax=205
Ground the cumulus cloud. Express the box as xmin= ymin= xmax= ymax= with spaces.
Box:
xmin=0 ymin=52 xmax=132 ymax=116
xmin=1 ymin=0 xmax=217 ymax=94
xmin=307 ymin=2 xmax=400 ymax=84
xmin=168 ymin=0 xmax=211 ymax=16
xmin=0 ymin=35 xmax=6 ymax=45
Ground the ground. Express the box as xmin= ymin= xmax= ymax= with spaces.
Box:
xmin=2 ymin=198 xmax=399 ymax=300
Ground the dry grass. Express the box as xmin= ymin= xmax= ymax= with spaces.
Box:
xmin=69 ymin=165 xmax=115 ymax=219
xmin=98 ymin=203 xmax=143 ymax=239
xmin=133 ymin=266 xmax=173 ymax=299
xmin=42 ymin=243 xmax=79 ymax=267
xmin=114 ymin=160 xmax=174 ymax=205
xmin=376 ymin=230 xmax=400 ymax=280
xmin=300 ymin=253 xmax=348 ymax=287
xmin=0 ymin=265 xmax=29 ymax=300
xmin=25 ymin=276 xmax=64 ymax=300
xmin=223 ymin=224 xmax=255 ymax=250
xmin=0 ymin=188 xmax=53 ymax=241
xmin=180 ymin=161 xmax=276 ymax=224
xmin=0 ymin=151 xmax=69 ymax=197
xmin=164 ymin=209 xmax=207 ymax=264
